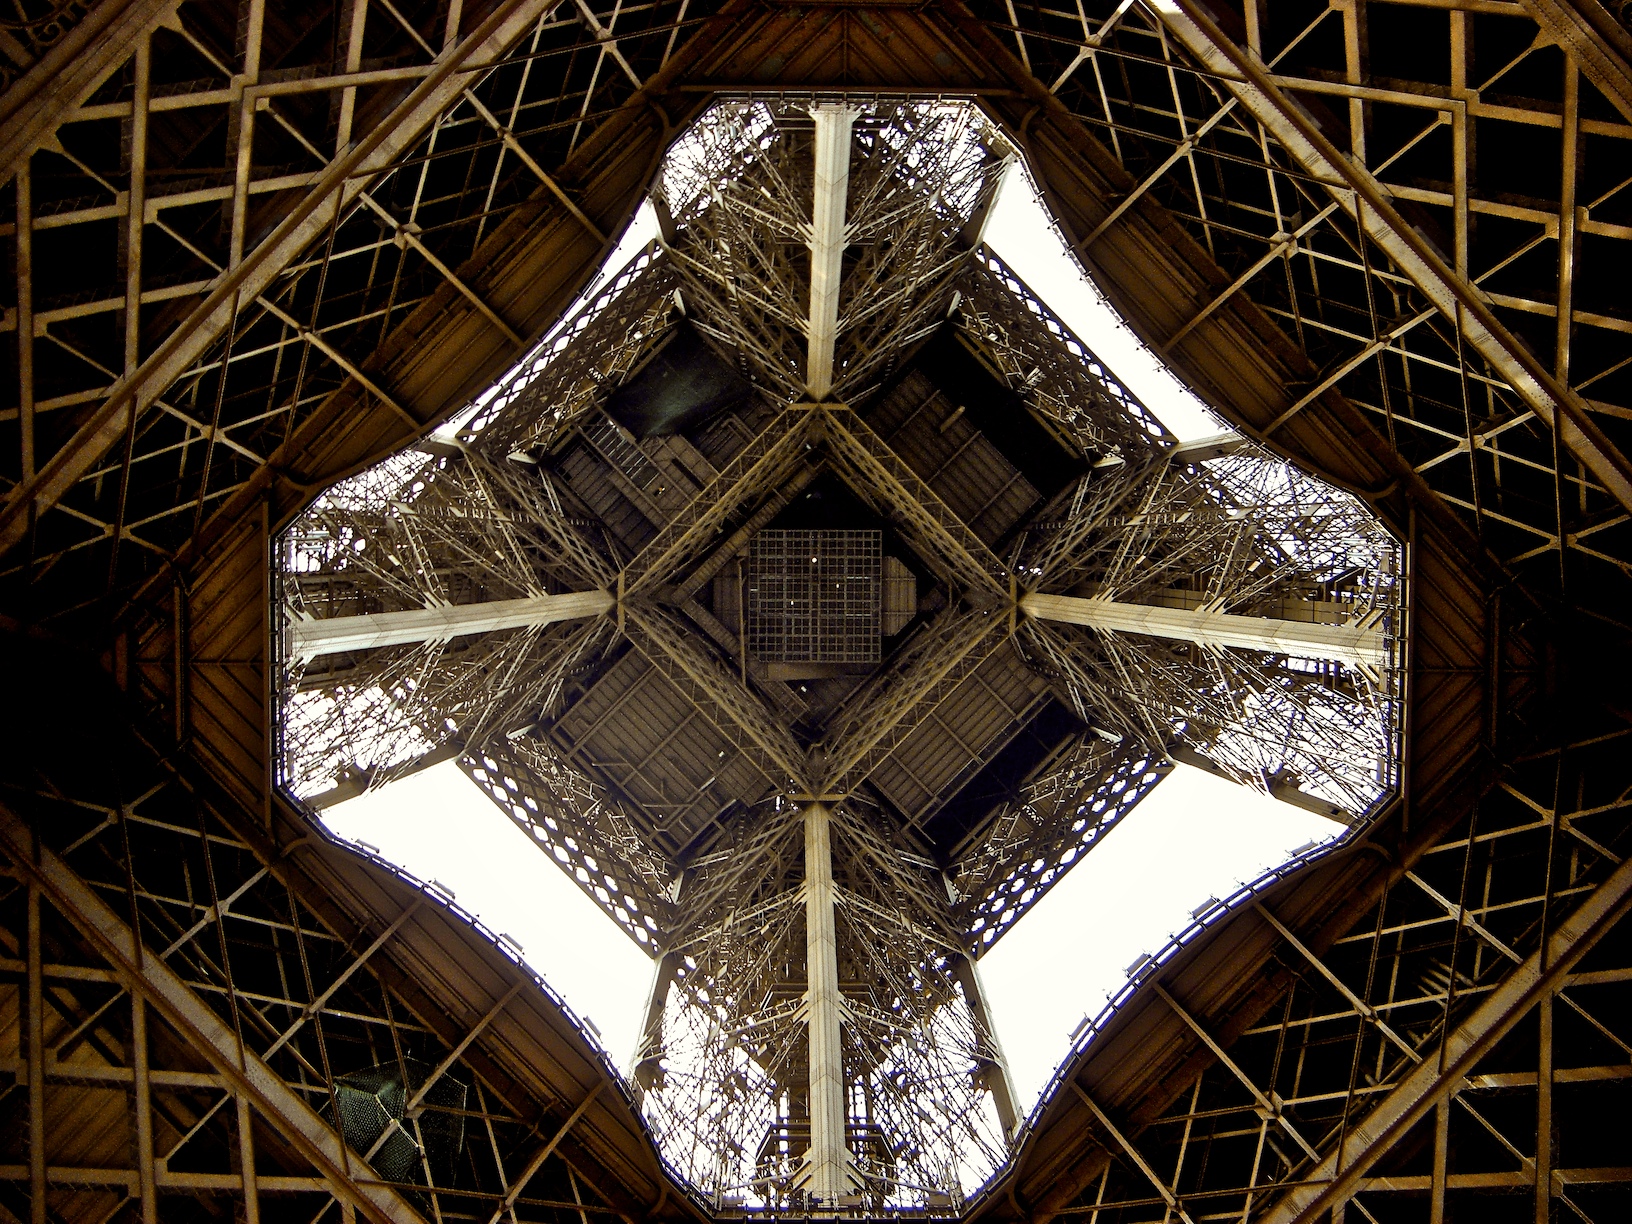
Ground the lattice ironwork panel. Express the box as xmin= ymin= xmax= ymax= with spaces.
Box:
xmin=746 ymin=529 xmax=882 ymax=664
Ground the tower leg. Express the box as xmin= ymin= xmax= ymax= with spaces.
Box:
xmin=803 ymin=802 xmax=849 ymax=1200
xmin=631 ymin=951 xmax=678 ymax=1107
xmin=953 ymin=952 xmax=1021 ymax=1139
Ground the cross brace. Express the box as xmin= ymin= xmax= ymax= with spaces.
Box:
xmin=0 ymin=803 xmax=428 ymax=1224
xmin=1256 ymin=849 xmax=1632 ymax=1223
xmin=1151 ymin=0 xmax=1632 ymax=515
xmin=0 ymin=0 xmax=562 ymax=555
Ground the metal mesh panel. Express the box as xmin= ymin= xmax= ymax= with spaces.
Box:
xmin=747 ymin=530 xmax=881 ymax=663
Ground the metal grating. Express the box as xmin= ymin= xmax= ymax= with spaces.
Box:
xmin=747 ymin=530 xmax=881 ymax=663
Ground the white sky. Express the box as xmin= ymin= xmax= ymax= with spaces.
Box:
xmin=321 ymin=160 xmax=1342 ymax=1121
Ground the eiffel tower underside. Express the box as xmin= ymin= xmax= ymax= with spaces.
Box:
xmin=0 ymin=2 xmax=1629 ymax=1224
xmin=273 ymin=98 xmax=1403 ymax=1208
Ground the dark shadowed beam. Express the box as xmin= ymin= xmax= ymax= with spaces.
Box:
xmin=1521 ymin=0 xmax=1632 ymax=121
xmin=0 ymin=0 xmax=181 ymax=185
xmin=0 ymin=803 xmax=430 ymax=1224
xmin=1258 ymin=849 xmax=1632 ymax=1224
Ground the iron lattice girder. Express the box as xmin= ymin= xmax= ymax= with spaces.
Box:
xmin=657 ymin=99 xmax=1013 ymax=409
xmin=620 ymin=406 xmax=825 ymax=600
xmin=644 ymin=794 xmax=1012 ymax=1202
xmin=814 ymin=605 xmax=1011 ymax=795
xmin=463 ymin=732 xmax=680 ymax=946
xmin=1021 ymin=592 xmax=1386 ymax=672
xmin=985 ymin=696 xmax=1632 ymax=1224
xmin=0 ymin=0 xmax=573 ymax=558
xmin=805 ymin=105 xmax=857 ymax=400
xmin=289 ymin=589 xmax=614 ymax=662
xmin=0 ymin=804 xmax=429 ymax=1224
xmin=1257 ymin=850 xmax=1632 ymax=1224
xmin=620 ymin=601 xmax=810 ymax=788
xmin=971 ymin=0 xmax=1632 ymax=594
xmin=819 ymin=404 xmax=1013 ymax=599
xmin=259 ymin=89 xmax=1407 ymax=1210
xmin=1 ymin=0 xmax=708 ymax=640
xmin=6 ymin=2 xmax=1625 ymax=1220
xmin=1147 ymin=0 xmax=1632 ymax=515
xmin=950 ymin=737 xmax=1170 ymax=949
xmin=0 ymin=646 xmax=693 ymax=1224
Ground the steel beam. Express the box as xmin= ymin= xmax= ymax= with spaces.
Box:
xmin=287 ymin=590 xmax=613 ymax=663
xmin=802 ymin=802 xmax=850 ymax=1201
xmin=630 ymin=951 xmax=679 ymax=1104
xmin=621 ymin=604 xmax=810 ymax=787
xmin=0 ymin=0 xmax=181 ymax=187
xmin=815 ymin=609 xmax=1006 ymax=794
xmin=1149 ymin=0 xmax=1632 ymax=515
xmin=1255 ymin=850 xmax=1632 ymax=1224
xmin=621 ymin=408 xmax=821 ymax=599
xmin=952 ymin=954 xmax=1021 ymax=1139
xmin=1169 ymin=433 xmax=1249 ymax=464
xmin=820 ymin=406 xmax=1010 ymax=598
xmin=806 ymin=106 xmax=856 ymax=401
xmin=26 ymin=883 xmax=43 ymax=1224
xmin=481 ymin=1085 xmax=602 ymax=1224
xmin=0 ymin=805 xmax=429 ymax=1224
xmin=1020 ymin=592 xmax=1387 ymax=671
xmin=1068 ymin=1081 xmax=1196 ymax=1224
xmin=0 ymin=0 xmax=560 ymax=555
xmin=1518 ymin=0 xmax=1632 ymax=123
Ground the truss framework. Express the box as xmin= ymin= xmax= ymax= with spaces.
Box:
xmin=266 ymin=97 xmax=1406 ymax=1211
xmin=2 ymin=5 xmax=1631 ymax=1224
xmin=0 ymin=698 xmax=676 ymax=1224
xmin=0 ymin=0 xmax=720 ymax=627
xmin=983 ymin=0 xmax=1632 ymax=599
xmin=1025 ymin=701 xmax=1632 ymax=1224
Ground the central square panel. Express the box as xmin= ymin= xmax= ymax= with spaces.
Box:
xmin=747 ymin=530 xmax=882 ymax=664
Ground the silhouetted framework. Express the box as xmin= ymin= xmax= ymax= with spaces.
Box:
xmin=0 ymin=0 xmax=1628 ymax=1222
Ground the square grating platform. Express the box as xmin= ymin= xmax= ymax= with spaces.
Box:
xmin=747 ymin=530 xmax=881 ymax=663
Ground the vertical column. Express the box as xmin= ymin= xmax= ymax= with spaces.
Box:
xmin=16 ymin=166 xmax=34 ymax=481
xmin=133 ymin=997 xmax=157 ymax=1224
xmin=1340 ymin=0 xmax=1368 ymax=164
xmin=805 ymin=105 xmax=856 ymax=401
xmin=336 ymin=0 xmax=370 ymax=153
xmin=125 ymin=32 xmax=150 ymax=377
xmin=630 ymin=951 xmax=678 ymax=1106
xmin=1429 ymin=1097 xmax=1449 ymax=1224
xmin=952 ymin=953 xmax=1020 ymax=1139
xmin=1449 ymin=11 xmax=1468 ymax=279
xmin=27 ymin=884 xmax=44 ymax=1224
xmin=1555 ymin=60 xmax=1578 ymax=387
xmin=803 ymin=802 xmax=848 ymax=1200
xmin=1536 ymin=993 xmax=1553 ymax=1223
xmin=229 ymin=0 xmax=266 ymax=269
xmin=238 ymin=1094 xmax=262 ymax=1224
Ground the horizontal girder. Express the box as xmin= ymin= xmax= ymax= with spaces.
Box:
xmin=288 ymin=590 xmax=613 ymax=662
xmin=805 ymin=105 xmax=856 ymax=401
xmin=1020 ymin=592 xmax=1387 ymax=671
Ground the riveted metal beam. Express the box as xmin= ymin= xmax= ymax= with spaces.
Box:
xmin=0 ymin=804 xmax=428 ymax=1224
xmin=1256 ymin=851 xmax=1632 ymax=1224
xmin=1148 ymin=0 xmax=1632 ymax=515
